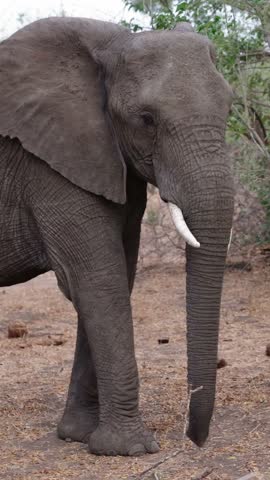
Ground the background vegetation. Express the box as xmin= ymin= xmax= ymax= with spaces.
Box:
xmin=123 ymin=0 xmax=270 ymax=243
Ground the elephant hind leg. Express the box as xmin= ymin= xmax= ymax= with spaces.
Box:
xmin=55 ymin=273 xmax=98 ymax=443
xmin=57 ymin=316 xmax=99 ymax=443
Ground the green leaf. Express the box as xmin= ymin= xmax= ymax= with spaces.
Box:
xmin=176 ymin=2 xmax=188 ymax=13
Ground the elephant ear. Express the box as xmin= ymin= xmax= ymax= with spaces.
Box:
xmin=0 ymin=18 xmax=128 ymax=204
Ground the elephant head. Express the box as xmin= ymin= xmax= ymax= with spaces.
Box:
xmin=0 ymin=18 xmax=234 ymax=446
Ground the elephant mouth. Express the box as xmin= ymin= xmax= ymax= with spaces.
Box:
xmin=168 ymin=202 xmax=200 ymax=248
xmin=168 ymin=202 xmax=233 ymax=251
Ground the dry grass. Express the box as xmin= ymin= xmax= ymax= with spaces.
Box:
xmin=0 ymin=256 xmax=269 ymax=479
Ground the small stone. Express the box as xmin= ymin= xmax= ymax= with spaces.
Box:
xmin=217 ymin=358 xmax=227 ymax=369
xmin=8 ymin=321 xmax=28 ymax=338
xmin=37 ymin=338 xmax=53 ymax=346
xmin=265 ymin=344 xmax=270 ymax=357
xmin=37 ymin=335 xmax=66 ymax=347
xmin=226 ymin=258 xmax=252 ymax=271
xmin=52 ymin=337 xmax=66 ymax=346
xmin=158 ymin=338 xmax=169 ymax=344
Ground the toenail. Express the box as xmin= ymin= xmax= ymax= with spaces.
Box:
xmin=128 ymin=444 xmax=145 ymax=456
xmin=150 ymin=441 xmax=159 ymax=453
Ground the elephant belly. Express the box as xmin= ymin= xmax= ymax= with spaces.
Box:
xmin=0 ymin=137 xmax=50 ymax=286
xmin=0 ymin=203 xmax=49 ymax=287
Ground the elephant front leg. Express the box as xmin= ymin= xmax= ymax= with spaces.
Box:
xmin=57 ymin=317 xmax=99 ymax=443
xmin=76 ymin=261 xmax=158 ymax=456
xmin=57 ymin=189 xmax=146 ymax=446
xmin=57 ymin=174 xmax=147 ymax=448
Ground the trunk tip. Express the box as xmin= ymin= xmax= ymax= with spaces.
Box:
xmin=186 ymin=422 xmax=209 ymax=447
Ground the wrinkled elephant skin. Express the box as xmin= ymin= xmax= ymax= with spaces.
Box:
xmin=0 ymin=18 xmax=234 ymax=456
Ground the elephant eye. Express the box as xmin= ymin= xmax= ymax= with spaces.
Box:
xmin=141 ymin=112 xmax=155 ymax=127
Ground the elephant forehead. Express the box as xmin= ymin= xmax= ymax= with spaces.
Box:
xmin=125 ymin=34 xmax=216 ymax=95
xmin=138 ymin=57 xmax=226 ymax=110
xmin=126 ymin=31 xmax=211 ymax=67
xmin=118 ymin=31 xmax=232 ymax=117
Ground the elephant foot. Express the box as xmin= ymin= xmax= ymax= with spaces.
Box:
xmin=57 ymin=406 xmax=99 ymax=443
xmin=88 ymin=420 xmax=159 ymax=456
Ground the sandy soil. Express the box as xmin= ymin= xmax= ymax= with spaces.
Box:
xmin=0 ymin=257 xmax=269 ymax=480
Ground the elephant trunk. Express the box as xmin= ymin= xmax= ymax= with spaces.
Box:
xmin=157 ymin=119 xmax=234 ymax=446
xmin=185 ymin=232 xmax=230 ymax=446
xmin=182 ymin=156 xmax=234 ymax=446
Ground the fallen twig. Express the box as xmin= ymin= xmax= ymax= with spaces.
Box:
xmin=191 ymin=468 xmax=214 ymax=480
xmin=132 ymin=385 xmax=205 ymax=479
xmin=235 ymin=474 xmax=259 ymax=480
xmin=182 ymin=384 xmax=204 ymax=439
xmin=135 ymin=448 xmax=183 ymax=479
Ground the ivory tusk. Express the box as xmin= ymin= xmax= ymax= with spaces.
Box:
xmin=168 ymin=203 xmax=200 ymax=248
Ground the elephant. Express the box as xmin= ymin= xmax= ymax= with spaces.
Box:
xmin=0 ymin=17 xmax=234 ymax=456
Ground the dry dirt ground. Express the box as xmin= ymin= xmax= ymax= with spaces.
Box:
xmin=0 ymin=257 xmax=269 ymax=480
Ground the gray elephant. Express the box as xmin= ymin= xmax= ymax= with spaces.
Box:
xmin=0 ymin=17 xmax=234 ymax=456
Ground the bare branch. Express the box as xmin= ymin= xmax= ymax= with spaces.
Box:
xmin=222 ymin=0 xmax=259 ymax=16
xmin=232 ymin=105 xmax=270 ymax=159
xmin=239 ymin=50 xmax=270 ymax=61
xmin=137 ymin=448 xmax=183 ymax=479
